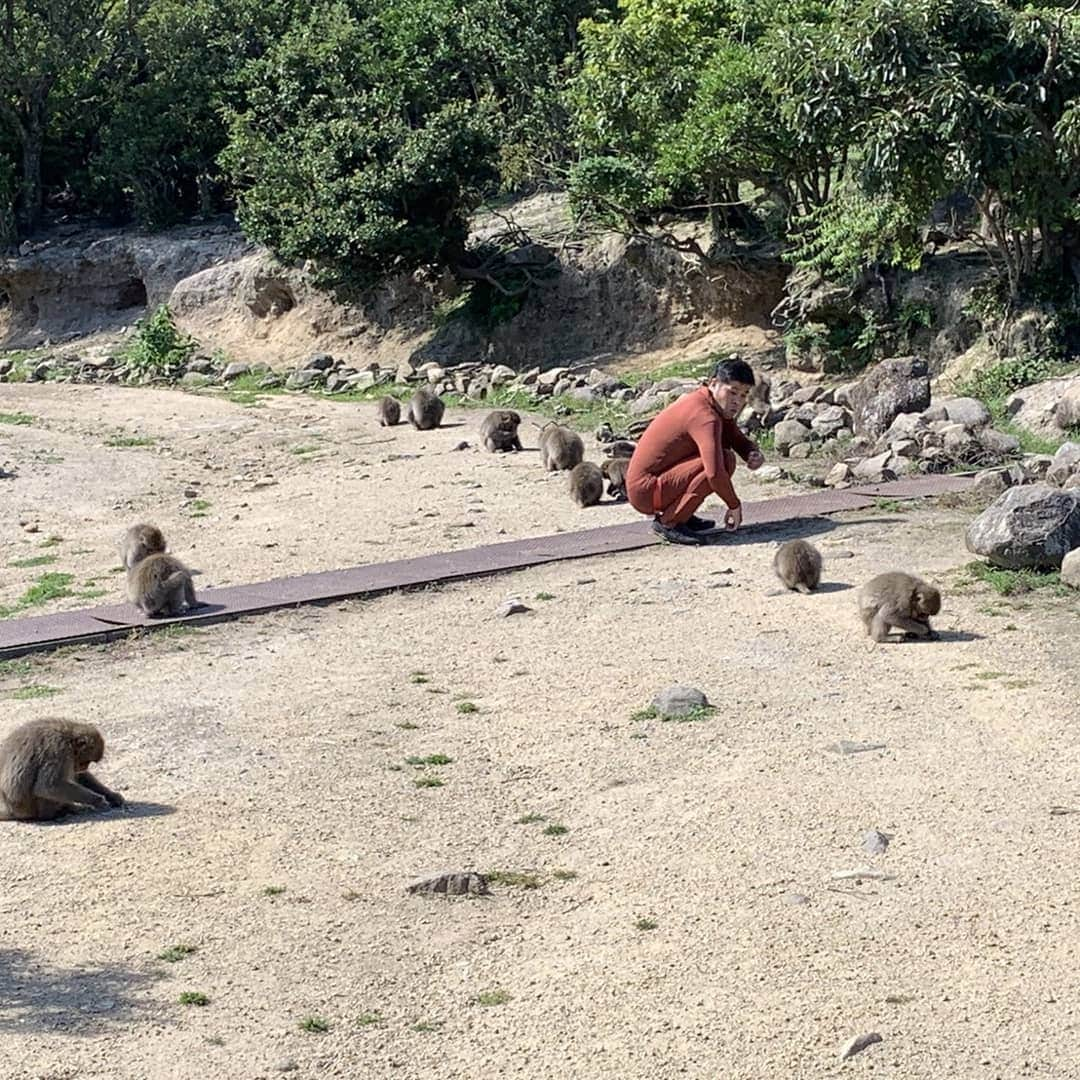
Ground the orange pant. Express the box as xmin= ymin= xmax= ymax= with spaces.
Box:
xmin=628 ymin=449 xmax=737 ymax=526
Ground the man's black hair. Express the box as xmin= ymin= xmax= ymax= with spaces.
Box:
xmin=711 ymin=356 xmax=756 ymax=386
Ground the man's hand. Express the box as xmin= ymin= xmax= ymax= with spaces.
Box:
xmin=746 ymin=448 xmax=765 ymax=471
xmin=725 ymin=504 xmax=743 ymax=531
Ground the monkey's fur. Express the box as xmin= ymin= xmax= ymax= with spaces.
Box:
xmin=127 ymin=553 xmax=197 ymax=617
xmin=0 ymin=719 xmax=124 ymax=821
xmin=748 ymin=376 xmax=772 ymax=417
xmin=479 ymin=410 xmax=523 ymax=452
xmin=122 ymin=523 xmax=166 ymax=570
xmin=601 ymin=456 xmax=630 ymax=501
xmin=407 ymin=388 xmax=445 ymax=430
xmin=858 ymin=571 xmax=942 ymax=643
xmin=773 ymin=539 xmax=822 ymax=594
xmin=569 ymin=461 xmax=604 ymax=507
xmin=538 ymin=424 xmax=584 ymax=472
xmin=377 ymin=397 xmax=401 ymax=426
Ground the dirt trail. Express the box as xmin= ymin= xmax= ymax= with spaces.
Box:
xmin=0 ymin=383 xmax=1078 ymax=1079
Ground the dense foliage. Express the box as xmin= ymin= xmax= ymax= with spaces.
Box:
xmin=1 ymin=0 xmax=1079 ymax=306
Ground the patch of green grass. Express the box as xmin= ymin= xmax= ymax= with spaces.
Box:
xmin=542 ymin=823 xmax=569 ymax=837
xmin=412 ymin=1020 xmax=445 ymax=1033
xmin=38 ymin=535 xmax=63 ymax=548
xmin=158 ymin=944 xmax=198 ymax=963
xmin=0 ymin=659 xmax=33 ymax=678
xmin=0 ymin=572 xmax=76 ymax=618
xmin=187 ymin=499 xmax=212 ymax=514
xmin=963 ymin=561 xmax=1068 ymax=597
xmin=409 ymin=671 xmax=430 ymax=684
xmin=630 ymin=704 xmax=716 ymax=723
xmin=472 ymin=990 xmax=512 ymax=1007
xmin=973 ymin=671 xmax=1005 ymax=680
xmin=8 ymin=554 xmax=56 ymax=568
xmin=105 ymin=434 xmax=156 ymax=448
xmin=356 ymin=1012 xmax=384 ymax=1027
xmin=262 ymin=885 xmax=287 ymax=897
xmin=405 ymin=753 xmax=453 ymax=766
xmin=78 ymin=588 xmax=107 ymax=600
xmin=551 ymin=869 xmax=578 ymax=881
xmin=1004 ymin=678 xmax=1036 ymax=689
xmin=873 ymin=498 xmax=907 ymax=513
xmin=0 ymin=411 xmax=34 ymax=425
xmin=7 ymin=684 xmax=60 ymax=700
xmin=515 ymin=812 xmax=546 ymax=825
xmin=299 ymin=1016 xmax=330 ymax=1033
xmin=455 ymin=701 xmax=479 ymax=714
xmin=289 ymin=443 xmax=320 ymax=455
xmin=486 ymin=869 xmax=543 ymax=889
xmin=413 ymin=775 xmax=445 ymax=788
xmin=634 ymin=917 xmax=658 ymax=931
xmin=395 ymin=720 xmax=420 ymax=730
xmin=178 ymin=992 xmax=210 ymax=1006
xmin=534 ymin=591 xmax=555 ymax=601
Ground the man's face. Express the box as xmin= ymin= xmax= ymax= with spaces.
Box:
xmin=709 ymin=379 xmax=752 ymax=419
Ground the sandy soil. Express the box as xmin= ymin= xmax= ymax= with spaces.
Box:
xmin=1 ymin=383 xmax=1079 ymax=1080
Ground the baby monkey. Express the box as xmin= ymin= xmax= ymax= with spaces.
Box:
xmin=123 ymin=523 xmax=197 ymax=617
xmin=377 ymin=397 xmax=401 ymax=426
xmin=121 ymin=523 xmax=166 ymax=570
xmin=601 ymin=456 xmax=630 ymax=502
xmin=538 ymin=423 xmax=584 ymax=472
xmin=773 ymin=539 xmax=822 ymax=594
xmin=479 ymin=409 xmax=523 ymax=452
xmin=408 ymin=388 xmax=445 ymax=430
xmin=0 ymin=718 xmax=124 ymax=821
xmin=858 ymin=571 xmax=941 ymax=643
xmin=568 ymin=461 xmax=604 ymax=507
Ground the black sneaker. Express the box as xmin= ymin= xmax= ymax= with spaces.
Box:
xmin=683 ymin=514 xmax=716 ymax=532
xmin=651 ymin=518 xmax=706 ymax=546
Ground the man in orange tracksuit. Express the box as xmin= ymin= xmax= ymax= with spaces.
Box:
xmin=626 ymin=357 xmax=765 ymax=546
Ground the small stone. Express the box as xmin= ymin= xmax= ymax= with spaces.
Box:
xmin=827 ymin=740 xmax=886 ymax=756
xmin=406 ymin=871 xmax=489 ymax=896
xmin=755 ymin=465 xmax=786 ymax=482
xmin=825 ymin=463 xmax=854 ymax=488
xmin=839 ymin=1032 xmax=883 ymax=1061
xmin=827 ymin=549 xmax=855 ymax=559
xmin=452 ymin=441 xmax=470 ymax=451
xmin=304 ymin=352 xmax=335 ymax=371
xmin=222 ymin=362 xmax=250 ymax=381
xmin=20 ymin=520 xmax=39 ymax=533
xmin=498 ymin=599 xmax=531 ymax=617
xmin=275 ymin=1059 xmax=300 ymax=1072
xmin=783 ymin=892 xmax=810 ymax=906
xmin=180 ymin=371 xmax=212 ymax=388
xmin=651 ymin=685 xmax=710 ymax=719
xmin=860 ymin=829 xmax=891 ymax=855
xmin=183 ymin=488 xmax=199 ymax=499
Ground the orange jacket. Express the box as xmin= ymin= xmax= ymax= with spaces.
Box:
xmin=627 ymin=385 xmax=756 ymax=509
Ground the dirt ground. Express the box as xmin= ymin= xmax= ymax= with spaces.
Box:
xmin=1 ymin=382 xmax=1079 ymax=1080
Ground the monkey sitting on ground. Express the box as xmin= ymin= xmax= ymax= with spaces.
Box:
xmin=858 ymin=571 xmax=941 ymax=643
xmin=0 ymin=719 xmax=124 ymax=821
xmin=569 ymin=461 xmax=604 ymax=507
xmin=479 ymin=409 xmax=523 ymax=452
xmin=601 ymin=456 xmax=631 ymax=502
xmin=748 ymin=376 xmax=772 ymax=417
xmin=407 ymin=388 xmax=445 ymax=430
xmin=538 ymin=424 xmax=584 ymax=472
xmin=121 ymin=523 xmax=166 ymax=570
xmin=127 ymin=552 xmax=197 ymax=617
xmin=773 ymin=539 xmax=822 ymax=594
xmin=377 ymin=397 xmax=401 ymax=426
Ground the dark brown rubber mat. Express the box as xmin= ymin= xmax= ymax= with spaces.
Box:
xmin=0 ymin=475 xmax=973 ymax=658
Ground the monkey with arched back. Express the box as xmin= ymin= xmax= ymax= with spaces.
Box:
xmin=480 ymin=410 xmax=523 ymax=452
xmin=408 ymin=388 xmax=445 ymax=430
xmin=858 ymin=571 xmax=941 ymax=643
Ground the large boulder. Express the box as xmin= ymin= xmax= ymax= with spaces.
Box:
xmin=1062 ymin=549 xmax=1080 ymax=589
xmin=850 ymin=357 xmax=931 ymax=439
xmin=965 ymin=484 xmax=1080 ymax=569
xmin=1006 ymin=374 xmax=1080 ymax=439
xmin=1047 ymin=442 xmax=1080 ymax=487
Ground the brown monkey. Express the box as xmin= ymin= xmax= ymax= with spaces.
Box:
xmin=748 ymin=376 xmax=772 ymax=417
xmin=538 ymin=424 xmax=584 ymax=472
xmin=569 ymin=461 xmax=604 ymax=507
xmin=377 ymin=397 xmax=401 ymax=426
xmin=479 ymin=409 xmax=523 ymax=452
xmin=121 ymin=523 xmax=166 ymax=570
xmin=0 ymin=719 xmax=124 ymax=821
xmin=601 ymin=456 xmax=630 ymax=502
xmin=127 ymin=553 xmax=197 ymax=617
xmin=858 ymin=571 xmax=941 ymax=643
xmin=407 ymin=388 xmax=445 ymax=430
xmin=773 ymin=539 xmax=822 ymax=594
xmin=602 ymin=440 xmax=637 ymax=459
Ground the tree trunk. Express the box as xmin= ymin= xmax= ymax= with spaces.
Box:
xmin=16 ymin=95 xmax=47 ymax=233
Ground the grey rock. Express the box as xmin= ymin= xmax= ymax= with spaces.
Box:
xmin=497 ymin=599 xmax=531 ymax=617
xmin=1056 ymin=383 xmax=1080 ymax=428
xmin=939 ymin=396 xmax=992 ymax=429
xmin=853 ymin=451 xmax=897 ymax=482
xmin=452 ymin=441 xmax=470 ymax=451
xmin=285 ymin=369 xmax=319 ymax=390
xmin=1021 ymin=454 xmax=1055 ymax=481
xmin=773 ymin=419 xmax=812 ymax=455
xmin=489 ymin=364 xmax=517 ymax=386
xmin=827 ymin=740 xmax=886 ymax=756
xmin=825 ymin=462 xmax=854 ymax=487
xmin=651 ymin=685 xmax=710 ymax=719
xmin=537 ymin=366 xmax=570 ymax=389
xmin=755 ymin=465 xmax=786 ymax=482
xmin=407 ymin=871 xmax=489 ymax=897
xmin=1047 ymin=441 xmax=1080 ymax=487
xmin=850 ymin=356 xmax=931 ymax=439
xmin=1006 ymin=374 xmax=1080 ymax=438
xmin=221 ymin=362 xmax=250 ymax=381
xmin=629 ymin=393 xmax=664 ymax=417
xmin=180 ymin=372 xmax=212 ymax=388
xmin=860 ymin=829 xmax=891 ymax=855
xmin=783 ymin=892 xmax=811 ymax=906
xmin=304 ymin=352 xmax=335 ymax=371
xmin=972 ymin=468 xmax=1012 ymax=498
xmin=788 ymin=442 xmax=814 ymax=459
xmin=187 ymin=356 xmax=214 ymax=374
xmin=275 ymin=1061 xmax=300 ymax=1073
xmin=1062 ymin=548 xmax=1080 ymax=589
xmin=979 ymin=427 xmax=1021 ymax=458
xmin=965 ymin=484 xmax=1080 ymax=568
xmin=839 ymin=1032 xmax=883 ymax=1061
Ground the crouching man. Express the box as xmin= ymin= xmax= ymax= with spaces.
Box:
xmin=626 ymin=357 xmax=766 ymax=546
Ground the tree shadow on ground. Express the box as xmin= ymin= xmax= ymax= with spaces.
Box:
xmin=0 ymin=947 xmax=160 ymax=1033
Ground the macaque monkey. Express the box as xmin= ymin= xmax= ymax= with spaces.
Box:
xmin=127 ymin=553 xmax=197 ymax=617
xmin=858 ymin=571 xmax=941 ymax=643
xmin=122 ymin=523 xmax=166 ymax=570
xmin=601 ymin=456 xmax=630 ymax=502
xmin=479 ymin=410 xmax=523 ymax=452
xmin=773 ymin=539 xmax=822 ymax=594
xmin=377 ymin=397 xmax=401 ymax=426
xmin=568 ymin=461 xmax=603 ymax=507
xmin=0 ymin=719 xmax=124 ymax=821
xmin=407 ymin=388 xmax=445 ymax=430
xmin=538 ymin=423 xmax=584 ymax=472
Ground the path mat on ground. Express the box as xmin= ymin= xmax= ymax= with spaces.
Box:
xmin=0 ymin=474 xmax=975 ymax=658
